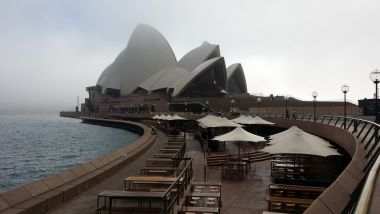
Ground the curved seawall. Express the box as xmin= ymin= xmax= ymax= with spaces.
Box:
xmin=0 ymin=118 xmax=157 ymax=214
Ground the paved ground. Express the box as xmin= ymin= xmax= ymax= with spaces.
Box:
xmin=48 ymin=131 xmax=271 ymax=213
xmin=47 ymin=131 xmax=168 ymax=214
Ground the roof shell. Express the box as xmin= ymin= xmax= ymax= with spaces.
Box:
xmin=139 ymin=66 xmax=189 ymax=92
xmin=171 ymin=57 xmax=227 ymax=96
xmin=96 ymin=24 xmax=177 ymax=95
xmin=177 ymin=42 xmax=220 ymax=72
xmin=227 ymin=63 xmax=247 ymax=93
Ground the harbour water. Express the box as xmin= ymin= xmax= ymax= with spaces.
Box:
xmin=0 ymin=114 xmax=139 ymax=192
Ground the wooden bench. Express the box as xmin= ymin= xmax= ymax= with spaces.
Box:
xmin=206 ymin=154 xmax=231 ymax=166
xmin=96 ymin=190 xmax=165 ymax=214
xmin=269 ymin=184 xmax=325 ymax=199
xmin=166 ymin=142 xmax=184 ymax=146
xmin=159 ymin=148 xmax=180 ymax=154
xmin=266 ymin=196 xmax=314 ymax=213
xmin=146 ymin=158 xmax=176 ymax=167
xmin=178 ymin=206 xmax=219 ymax=214
xmin=153 ymin=153 xmax=176 ymax=159
xmin=140 ymin=167 xmax=182 ymax=176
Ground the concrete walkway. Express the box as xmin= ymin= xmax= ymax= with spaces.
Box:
xmin=48 ymin=131 xmax=271 ymax=214
xmin=186 ymin=137 xmax=271 ymax=214
xmin=47 ymin=131 xmax=168 ymax=214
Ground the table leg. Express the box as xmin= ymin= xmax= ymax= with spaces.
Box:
xmin=109 ymin=198 xmax=112 ymax=214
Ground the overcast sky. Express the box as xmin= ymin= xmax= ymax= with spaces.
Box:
xmin=0 ymin=0 xmax=379 ymax=113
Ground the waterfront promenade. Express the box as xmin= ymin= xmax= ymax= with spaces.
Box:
xmin=47 ymin=129 xmax=271 ymax=214
xmin=46 ymin=130 xmax=168 ymax=214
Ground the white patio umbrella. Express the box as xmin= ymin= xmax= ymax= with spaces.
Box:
xmin=167 ymin=114 xmax=187 ymax=121
xmin=212 ymin=126 xmax=266 ymax=158
xmin=262 ymin=131 xmax=340 ymax=157
xmin=199 ymin=116 xmax=241 ymax=128
xmin=231 ymin=115 xmax=251 ymax=124
xmin=269 ymin=126 xmax=303 ymax=140
xmin=152 ymin=114 xmax=160 ymax=119
xmin=161 ymin=114 xmax=172 ymax=120
xmin=269 ymin=126 xmax=332 ymax=147
xmin=248 ymin=116 xmax=275 ymax=125
xmin=197 ymin=115 xmax=217 ymax=123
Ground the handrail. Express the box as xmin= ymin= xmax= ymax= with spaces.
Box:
xmin=162 ymin=158 xmax=193 ymax=214
xmin=256 ymin=113 xmax=380 ymax=213
xmin=355 ymin=154 xmax=380 ymax=213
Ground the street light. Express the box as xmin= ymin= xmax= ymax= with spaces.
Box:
xmin=341 ymin=84 xmax=350 ymax=129
xmin=231 ymin=99 xmax=235 ymax=114
xmin=370 ymin=69 xmax=380 ymax=123
xmin=257 ymin=98 xmax=262 ymax=114
xmin=312 ymin=91 xmax=318 ymax=122
xmin=284 ymin=96 xmax=289 ymax=118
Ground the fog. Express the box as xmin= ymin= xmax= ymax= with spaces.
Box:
xmin=1 ymin=0 xmax=379 ymax=113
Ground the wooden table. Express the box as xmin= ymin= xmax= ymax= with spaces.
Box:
xmin=97 ymin=190 xmax=164 ymax=214
xmin=124 ymin=176 xmax=177 ymax=190
xmin=222 ymin=161 xmax=247 ymax=180
xmin=178 ymin=206 xmax=219 ymax=214
xmin=140 ymin=167 xmax=182 ymax=176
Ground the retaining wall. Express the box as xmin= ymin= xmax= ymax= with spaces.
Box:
xmin=0 ymin=118 xmax=157 ymax=214
xmin=268 ymin=119 xmax=366 ymax=214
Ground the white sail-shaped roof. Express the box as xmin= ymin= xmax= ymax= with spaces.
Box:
xmin=97 ymin=24 xmax=177 ymax=95
xmin=177 ymin=41 xmax=220 ymax=72
xmin=171 ymin=57 xmax=227 ymax=96
xmin=227 ymin=63 xmax=247 ymax=94
xmin=95 ymin=24 xmax=247 ymax=97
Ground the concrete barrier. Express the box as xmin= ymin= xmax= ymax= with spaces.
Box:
xmin=0 ymin=119 xmax=157 ymax=214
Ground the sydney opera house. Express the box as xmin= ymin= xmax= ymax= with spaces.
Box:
xmin=82 ymin=24 xmax=250 ymax=115
xmin=82 ymin=24 xmax=357 ymax=117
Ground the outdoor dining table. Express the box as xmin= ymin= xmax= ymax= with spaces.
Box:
xmin=124 ymin=176 xmax=178 ymax=190
xmin=97 ymin=190 xmax=164 ymax=214
xmin=185 ymin=192 xmax=221 ymax=207
xmin=222 ymin=161 xmax=247 ymax=180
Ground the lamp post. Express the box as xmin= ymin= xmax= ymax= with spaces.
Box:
xmin=284 ymin=96 xmax=289 ymax=118
xmin=257 ymin=98 xmax=262 ymax=114
xmin=341 ymin=84 xmax=350 ymax=129
xmin=370 ymin=69 xmax=380 ymax=123
xmin=231 ymin=99 xmax=235 ymax=114
xmin=312 ymin=91 xmax=318 ymax=122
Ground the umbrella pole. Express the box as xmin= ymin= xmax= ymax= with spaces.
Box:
xmin=239 ymin=142 xmax=241 ymax=164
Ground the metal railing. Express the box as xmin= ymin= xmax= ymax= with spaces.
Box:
xmin=162 ymin=158 xmax=193 ymax=214
xmin=257 ymin=113 xmax=380 ymax=213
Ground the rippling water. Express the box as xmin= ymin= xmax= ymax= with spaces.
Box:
xmin=0 ymin=114 xmax=140 ymax=192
